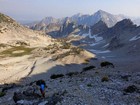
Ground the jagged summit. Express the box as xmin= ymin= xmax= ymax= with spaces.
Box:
xmin=26 ymin=10 xmax=126 ymax=39
xmin=27 ymin=10 xmax=125 ymax=32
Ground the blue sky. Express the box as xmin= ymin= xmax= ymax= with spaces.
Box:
xmin=0 ymin=0 xmax=140 ymax=21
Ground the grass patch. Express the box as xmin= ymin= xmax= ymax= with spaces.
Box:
xmin=0 ymin=46 xmax=35 ymax=57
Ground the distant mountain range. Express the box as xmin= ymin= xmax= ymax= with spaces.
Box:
xmin=25 ymin=10 xmax=140 ymax=55
xmin=28 ymin=10 xmax=125 ymax=31
xmin=25 ymin=10 xmax=140 ymax=28
xmin=26 ymin=10 xmax=129 ymax=38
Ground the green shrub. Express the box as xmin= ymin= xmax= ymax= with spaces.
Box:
xmin=0 ymin=92 xmax=6 ymax=97
xmin=100 ymin=61 xmax=114 ymax=68
xmin=101 ymin=76 xmax=109 ymax=82
xmin=87 ymin=84 xmax=92 ymax=87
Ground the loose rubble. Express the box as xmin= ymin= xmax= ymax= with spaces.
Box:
xmin=0 ymin=67 xmax=140 ymax=105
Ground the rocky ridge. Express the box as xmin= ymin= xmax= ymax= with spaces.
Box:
xmin=27 ymin=10 xmax=125 ymax=38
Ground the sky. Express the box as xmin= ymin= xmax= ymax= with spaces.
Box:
xmin=0 ymin=0 xmax=140 ymax=21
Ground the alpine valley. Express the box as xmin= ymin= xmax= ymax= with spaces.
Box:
xmin=0 ymin=10 xmax=140 ymax=105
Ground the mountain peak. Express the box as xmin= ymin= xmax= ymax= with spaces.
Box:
xmin=91 ymin=10 xmax=125 ymax=27
xmin=72 ymin=13 xmax=83 ymax=17
xmin=39 ymin=16 xmax=58 ymax=25
xmin=95 ymin=10 xmax=109 ymax=15
xmin=97 ymin=10 xmax=107 ymax=13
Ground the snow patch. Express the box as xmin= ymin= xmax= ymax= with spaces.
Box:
xmin=102 ymin=43 xmax=109 ymax=48
xmin=129 ymin=35 xmax=140 ymax=41
xmin=89 ymin=41 xmax=103 ymax=46
xmin=82 ymin=33 xmax=89 ymax=37
xmin=102 ymin=56 xmax=115 ymax=59
xmin=72 ymin=25 xmax=76 ymax=28
xmin=82 ymin=28 xmax=103 ymax=42
xmin=70 ymin=34 xmax=79 ymax=37
xmin=88 ymin=28 xmax=103 ymax=42
xmin=89 ymin=34 xmax=103 ymax=42
xmin=89 ymin=49 xmax=111 ymax=54
xmin=38 ymin=101 xmax=48 ymax=105
xmin=90 ymin=43 xmax=100 ymax=46
xmin=106 ymin=17 xmax=110 ymax=21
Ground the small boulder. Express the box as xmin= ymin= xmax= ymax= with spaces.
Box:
xmin=124 ymin=85 xmax=139 ymax=93
xmin=100 ymin=61 xmax=114 ymax=68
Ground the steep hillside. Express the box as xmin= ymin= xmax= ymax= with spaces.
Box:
xmin=0 ymin=13 xmax=53 ymax=47
xmin=0 ymin=13 xmax=95 ymax=84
